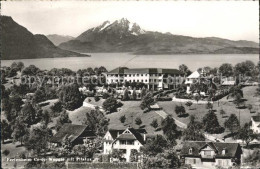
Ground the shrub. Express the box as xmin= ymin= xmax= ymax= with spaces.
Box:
xmin=94 ymin=96 xmax=100 ymax=102
xmin=156 ymin=97 xmax=172 ymax=101
xmin=119 ymin=115 xmax=126 ymax=124
xmin=2 ymin=149 xmax=10 ymax=156
xmin=102 ymin=93 xmax=110 ymax=99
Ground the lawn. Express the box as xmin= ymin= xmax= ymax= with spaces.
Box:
xmin=159 ymin=86 xmax=260 ymax=129
xmin=1 ymin=141 xmax=28 ymax=169
xmin=106 ymin=100 xmax=163 ymax=134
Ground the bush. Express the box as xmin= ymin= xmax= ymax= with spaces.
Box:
xmin=102 ymin=93 xmax=110 ymax=99
xmin=156 ymin=97 xmax=172 ymax=101
xmin=94 ymin=96 xmax=100 ymax=102
xmin=19 ymin=152 xmax=26 ymax=159
xmin=2 ymin=149 xmax=10 ymax=156
xmin=101 ymin=154 xmax=111 ymax=162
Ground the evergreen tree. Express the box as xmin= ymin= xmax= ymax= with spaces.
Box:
xmin=202 ymin=111 xmax=224 ymax=134
xmin=161 ymin=115 xmax=181 ymax=145
xmin=224 ymin=114 xmax=240 ymax=134
xmin=183 ymin=115 xmax=205 ymax=141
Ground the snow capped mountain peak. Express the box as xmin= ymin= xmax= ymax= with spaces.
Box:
xmin=88 ymin=18 xmax=145 ymax=36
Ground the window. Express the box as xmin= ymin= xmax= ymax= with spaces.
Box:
xmin=137 ymin=74 xmax=139 ymax=76
xmin=189 ymin=148 xmax=192 ymax=154
xmin=158 ymin=80 xmax=162 ymax=82
xmin=128 ymin=140 xmax=134 ymax=145
xmin=129 ymin=74 xmax=132 ymax=77
xmin=145 ymin=80 xmax=147 ymax=82
xmin=120 ymin=140 xmax=126 ymax=145
xmin=137 ymin=80 xmax=139 ymax=82
xmin=204 ymin=151 xmax=211 ymax=156
xmin=141 ymin=80 xmax=143 ymax=82
xmin=141 ymin=74 xmax=143 ymax=76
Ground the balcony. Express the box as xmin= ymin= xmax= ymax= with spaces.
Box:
xmin=201 ymin=154 xmax=215 ymax=159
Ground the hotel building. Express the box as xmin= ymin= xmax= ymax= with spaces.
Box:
xmin=106 ymin=67 xmax=184 ymax=90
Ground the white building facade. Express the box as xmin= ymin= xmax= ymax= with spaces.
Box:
xmin=106 ymin=67 xmax=184 ymax=90
xmin=251 ymin=115 xmax=260 ymax=134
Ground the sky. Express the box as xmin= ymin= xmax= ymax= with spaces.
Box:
xmin=1 ymin=1 xmax=259 ymax=42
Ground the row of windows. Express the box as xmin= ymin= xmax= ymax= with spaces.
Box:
xmin=119 ymin=140 xmax=134 ymax=145
xmin=108 ymin=74 xmax=166 ymax=77
xmin=108 ymin=79 xmax=164 ymax=83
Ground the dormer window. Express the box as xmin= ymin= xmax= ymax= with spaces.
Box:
xmin=222 ymin=148 xmax=226 ymax=155
xmin=189 ymin=148 xmax=193 ymax=154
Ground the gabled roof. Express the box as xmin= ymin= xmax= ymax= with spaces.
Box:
xmin=107 ymin=67 xmax=182 ymax=75
xmin=180 ymin=141 xmax=241 ymax=158
xmin=108 ymin=129 xmax=125 ymax=140
xmin=199 ymin=142 xmax=219 ymax=152
xmin=187 ymin=71 xmax=201 ymax=79
xmin=112 ymin=127 xmax=147 ymax=145
xmin=50 ymin=123 xmax=96 ymax=143
xmin=107 ymin=67 xmax=128 ymax=74
xmin=252 ymin=116 xmax=260 ymax=122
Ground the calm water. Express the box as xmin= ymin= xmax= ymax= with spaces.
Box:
xmin=1 ymin=53 xmax=259 ymax=71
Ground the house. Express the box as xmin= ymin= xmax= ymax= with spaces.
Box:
xmin=106 ymin=67 xmax=184 ymax=90
xmin=185 ymin=70 xmax=208 ymax=94
xmin=221 ymin=77 xmax=236 ymax=86
xmin=251 ymin=115 xmax=260 ymax=134
xmin=180 ymin=141 xmax=243 ymax=169
xmin=50 ymin=124 xmax=96 ymax=147
xmin=103 ymin=127 xmax=147 ymax=162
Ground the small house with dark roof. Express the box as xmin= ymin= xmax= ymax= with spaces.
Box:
xmin=251 ymin=115 xmax=260 ymax=134
xmin=103 ymin=127 xmax=147 ymax=162
xmin=50 ymin=124 xmax=96 ymax=147
xmin=106 ymin=67 xmax=184 ymax=90
xmin=180 ymin=141 xmax=242 ymax=168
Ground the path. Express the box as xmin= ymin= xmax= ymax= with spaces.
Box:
xmin=153 ymin=103 xmax=225 ymax=142
xmin=151 ymin=104 xmax=187 ymax=129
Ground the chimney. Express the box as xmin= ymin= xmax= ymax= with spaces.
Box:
xmin=143 ymin=133 xmax=146 ymax=142
xmin=117 ymin=131 xmax=120 ymax=137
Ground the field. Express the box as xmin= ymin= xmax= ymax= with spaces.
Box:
xmin=159 ymin=86 xmax=260 ymax=128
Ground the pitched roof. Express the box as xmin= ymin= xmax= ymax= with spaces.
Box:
xmin=107 ymin=67 xmax=128 ymax=74
xmin=108 ymin=67 xmax=182 ymax=75
xmin=252 ymin=116 xmax=260 ymax=122
xmin=112 ymin=127 xmax=147 ymax=145
xmin=108 ymin=129 xmax=125 ymax=140
xmin=187 ymin=71 xmax=201 ymax=78
xmin=50 ymin=123 xmax=96 ymax=143
xmin=180 ymin=141 xmax=241 ymax=158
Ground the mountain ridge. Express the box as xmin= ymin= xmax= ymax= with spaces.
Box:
xmin=59 ymin=18 xmax=259 ymax=54
xmin=46 ymin=34 xmax=75 ymax=46
xmin=1 ymin=16 xmax=88 ymax=60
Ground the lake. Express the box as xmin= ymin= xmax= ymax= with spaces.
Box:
xmin=1 ymin=53 xmax=259 ymax=71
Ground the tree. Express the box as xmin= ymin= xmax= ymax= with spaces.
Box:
xmin=103 ymin=97 xmax=118 ymax=113
xmin=119 ymin=115 xmax=126 ymax=124
xmin=234 ymin=60 xmax=255 ymax=76
xmin=9 ymin=95 xmax=23 ymax=112
xmin=140 ymin=87 xmax=147 ymax=99
xmin=227 ymin=86 xmax=243 ymax=100
xmin=203 ymin=111 xmax=224 ymax=134
xmin=1 ymin=120 xmax=12 ymax=143
xmin=22 ymin=65 xmax=40 ymax=76
xmin=243 ymin=149 xmax=260 ymax=166
xmin=132 ymin=89 xmax=137 ymax=100
xmin=94 ymin=96 xmax=100 ymax=102
xmin=58 ymin=84 xmax=85 ymax=111
xmin=24 ymin=124 xmax=52 ymax=156
xmin=85 ymin=108 xmax=109 ymax=136
xmin=130 ymin=149 xmax=139 ymax=162
xmin=33 ymin=88 xmax=45 ymax=103
xmin=42 ymin=110 xmax=51 ymax=125
xmin=56 ymin=110 xmax=72 ymax=131
xmin=237 ymin=123 xmax=257 ymax=147
xmin=219 ymin=63 xmax=233 ymax=77
xmin=140 ymin=93 xmax=154 ymax=111
xmin=179 ymin=64 xmax=191 ymax=76
xmin=175 ymin=105 xmax=186 ymax=117
xmin=150 ymin=119 xmax=158 ymax=129
xmin=17 ymin=62 xmax=25 ymax=72
xmin=122 ymin=89 xmax=130 ymax=101
xmin=247 ymin=104 xmax=253 ymax=113
xmin=233 ymin=93 xmax=244 ymax=108
xmin=185 ymin=101 xmax=193 ymax=110
xmin=12 ymin=118 xmax=27 ymax=145
xmin=111 ymin=149 xmax=124 ymax=160
xmin=61 ymin=135 xmax=73 ymax=156
xmin=141 ymin=135 xmax=169 ymax=156
xmin=194 ymin=95 xmax=200 ymax=105
xmin=21 ymin=102 xmax=37 ymax=126
xmin=161 ymin=115 xmax=181 ymax=145
xmin=183 ymin=115 xmax=205 ymax=141
xmin=224 ymin=114 xmax=240 ymax=134
xmin=220 ymin=109 xmax=226 ymax=118
xmin=135 ymin=117 xmax=142 ymax=126
xmin=205 ymin=102 xmax=213 ymax=110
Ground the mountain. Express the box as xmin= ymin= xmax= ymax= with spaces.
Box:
xmin=59 ymin=18 xmax=259 ymax=54
xmin=1 ymin=16 xmax=88 ymax=60
xmin=46 ymin=34 xmax=74 ymax=46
